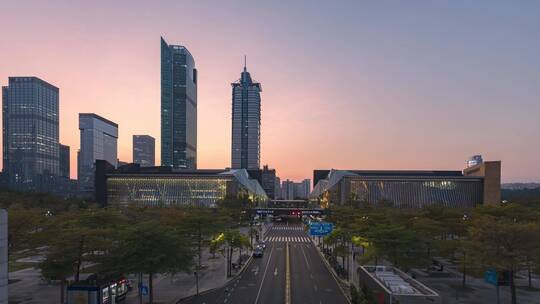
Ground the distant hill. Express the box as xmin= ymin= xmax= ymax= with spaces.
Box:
xmin=501 ymin=186 xmax=540 ymax=207
xmin=502 ymin=183 xmax=540 ymax=190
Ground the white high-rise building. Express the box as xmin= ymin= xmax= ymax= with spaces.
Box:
xmin=280 ymin=179 xmax=311 ymax=200
xmin=295 ymin=179 xmax=311 ymax=199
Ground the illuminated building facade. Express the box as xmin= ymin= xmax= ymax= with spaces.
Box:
xmin=311 ymin=161 xmax=501 ymax=208
xmin=2 ymin=77 xmax=60 ymax=191
xmin=95 ymin=161 xmax=267 ymax=207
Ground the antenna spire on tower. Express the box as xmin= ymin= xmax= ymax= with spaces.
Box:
xmin=244 ymin=55 xmax=247 ymax=71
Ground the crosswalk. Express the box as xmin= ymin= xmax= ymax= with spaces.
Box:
xmin=265 ymin=236 xmax=312 ymax=243
xmin=271 ymin=226 xmax=304 ymax=231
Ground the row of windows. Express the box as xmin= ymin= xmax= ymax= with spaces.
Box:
xmin=334 ymin=179 xmax=484 ymax=208
xmin=107 ymin=177 xmax=234 ymax=207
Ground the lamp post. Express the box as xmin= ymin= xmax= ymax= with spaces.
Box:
xmin=194 ymin=270 xmax=199 ymax=296
xmin=249 ymin=220 xmax=254 ymax=248
xmin=461 ymin=213 xmax=469 ymax=288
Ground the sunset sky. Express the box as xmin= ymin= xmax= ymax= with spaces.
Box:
xmin=1 ymin=1 xmax=539 ymax=182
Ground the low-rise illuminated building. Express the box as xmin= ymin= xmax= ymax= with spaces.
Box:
xmin=95 ymin=160 xmax=267 ymax=207
xmin=310 ymin=161 xmax=501 ymax=208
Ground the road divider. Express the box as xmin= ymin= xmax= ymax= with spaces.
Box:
xmin=285 ymin=242 xmax=291 ymax=304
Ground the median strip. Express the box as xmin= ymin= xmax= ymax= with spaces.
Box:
xmin=285 ymin=242 xmax=291 ymax=304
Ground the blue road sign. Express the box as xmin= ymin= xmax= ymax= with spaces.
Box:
xmin=140 ymin=285 xmax=148 ymax=295
xmin=485 ymin=268 xmax=498 ymax=286
xmin=309 ymin=222 xmax=334 ymax=236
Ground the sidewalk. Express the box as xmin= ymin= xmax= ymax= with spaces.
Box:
xmin=7 ymin=223 xmax=273 ymax=304
xmin=309 ymin=227 xmax=352 ymax=303
xmin=415 ymin=264 xmax=540 ymax=304
xmin=126 ymin=222 xmax=272 ymax=304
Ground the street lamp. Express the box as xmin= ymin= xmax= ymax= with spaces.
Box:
xmin=194 ymin=270 xmax=199 ymax=296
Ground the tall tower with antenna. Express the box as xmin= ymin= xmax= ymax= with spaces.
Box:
xmin=231 ymin=57 xmax=262 ymax=169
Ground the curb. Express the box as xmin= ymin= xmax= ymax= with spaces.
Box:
xmin=174 ymin=253 xmax=254 ymax=303
xmin=312 ymin=238 xmax=352 ymax=304
xmin=175 ymin=223 xmax=271 ymax=303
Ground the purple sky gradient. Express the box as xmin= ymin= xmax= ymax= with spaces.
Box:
xmin=1 ymin=1 xmax=539 ymax=182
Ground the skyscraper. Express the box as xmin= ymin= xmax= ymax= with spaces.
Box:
xmin=78 ymin=113 xmax=118 ymax=196
xmin=133 ymin=135 xmax=155 ymax=167
xmin=281 ymin=180 xmax=295 ymax=200
xmin=2 ymin=77 xmax=60 ymax=191
xmin=59 ymin=144 xmax=70 ymax=178
xmin=231 ymin=59 xmax=262 ymax=169
xmin=261 ymin=165 xmax=276 ymax=199
xmin=161 ymin=37 xmax=197 ymax=169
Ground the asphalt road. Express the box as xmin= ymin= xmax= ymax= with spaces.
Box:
xmin=180 ymin=220 xmax=349 ymax=304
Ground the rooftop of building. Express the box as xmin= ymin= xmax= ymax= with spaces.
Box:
xmin=133 ymin=135 xmax=155 ymax=140
xmin=7 ymin=76 xmax=59 ymax=91
xmin=79 ymin=113 xmax=118 ymax=128
xmin=360 ymin=265 xmax=439 ymax=298
xmin=313 ymin=169 xmax=478 ymax=186
xmin=161 ymin=36 xmax=194 ymax=59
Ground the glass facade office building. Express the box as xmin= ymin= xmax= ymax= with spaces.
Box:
xmin=2 ymin=77 xmax=60 ymax=190
xmin=133 ymin=135 xmax=155 ymax=167
xmin=161 ymin=37 xmax=197 ymax=169
xmin=231 ymin=64 xmax=261 ymax=169
xmin=97 ymin=165 xmax=267 ymax=207
xmin=311 ymin=170 xmax=484 ymax=208
xmin=59 ymin=144 xmax=70 ymax=178
xmin=78 ymin=113 xmax=118 ymax=196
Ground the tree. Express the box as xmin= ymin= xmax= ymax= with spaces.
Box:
xmin=209 ymin=233 xmax=225 ymax=259
xmin=36 ymin=208 xmax=123 ymax=282
xmin=467 ymin=213 xmax=540 ymax=304
xmin=216 ymin=195 xmax=253 ymax=225
xmin=6 ymin=206 xmax=44 ymax=257
xmin=178 ymin=208 xmax=228 ymax=270
xmin=365 ymin=224 xmax=429 ymax=270
xmin=109 ymin=220 xmax=194 ymax=304
xmin=39 ymin=247 xmax=77 ymax=304
xmin=223 ymin=230 xmax=250 ymax=277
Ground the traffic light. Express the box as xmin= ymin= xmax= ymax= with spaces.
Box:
xmin=290 ymin=210 xmax=301 ymax=217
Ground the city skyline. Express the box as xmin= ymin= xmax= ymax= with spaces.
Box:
xmin=1 ymin=2 xmax=539 ymax=182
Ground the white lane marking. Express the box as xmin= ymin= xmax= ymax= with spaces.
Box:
xmin=254 ymin=244 xmax=275 ymax=304
xmin=274 ymin=267 xmax=278 ymax=276
xmin=300 ymin=243 xmax=311 ymax=270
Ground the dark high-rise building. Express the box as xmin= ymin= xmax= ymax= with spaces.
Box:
xmin=231 ymin=60 xmax=261 ymax=169
xmin=261 ymin=165 xmax=276 ymax=199
xmin=59 ymin=144 xmax=70 ymax=178
xmin=2 ymin=77 xmax=60 ymax=191
xmin=133 ymin=135 xmax=155 ymax=167
xmin=161 ymin=37 xmax=197 ymax=169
